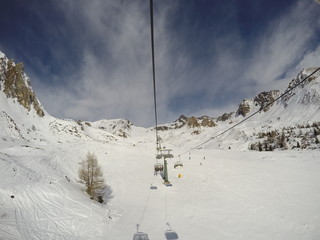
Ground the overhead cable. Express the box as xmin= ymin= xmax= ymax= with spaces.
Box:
xmin=149 ymin=0 xmax=159 ymax=147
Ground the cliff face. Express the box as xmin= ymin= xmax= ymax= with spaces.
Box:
xmin=0 ymin=55 xmax=44 ymax=117
xmin=254 ymin=90 xmax=280 ymax=112
xmin=176 ymin=115 xmax=216 ymax=128
xmin=236 ymin=90 xmax=280 ymax=117
xmin=235 ymin=68 xmax=320 ymax=118
xmin=236 ymin=100 xmax=251 ymax=117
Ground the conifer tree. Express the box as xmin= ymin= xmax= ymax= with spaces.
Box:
xmin=79 ymin=152 xmax=106 ymax=200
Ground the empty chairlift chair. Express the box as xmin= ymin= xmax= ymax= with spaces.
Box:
xmin=133 ymin=232 xmax=150 ymax=240
xmin=174 ymin=155 xmax=183 ymax=169
xmin=165 ymin=223 xmax=179 ymax=240
xmin=165 ymin=230 xmax=179 ymax=240
xmin=174 ymin=160 xmax=183 ymax=169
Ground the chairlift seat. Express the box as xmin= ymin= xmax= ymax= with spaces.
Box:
xmin=165 ymin=230 xmax=179 ymax=240
xmin=133 ymin=232 xmax=150 ymax=240
xmin=174 ymin=161 xmax=183 ymax=168
xmin=154 ymin=163 xmax=164 ymax=172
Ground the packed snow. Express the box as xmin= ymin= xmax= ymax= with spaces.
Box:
xmin=1 ymin=127 xmax=320 ymax=239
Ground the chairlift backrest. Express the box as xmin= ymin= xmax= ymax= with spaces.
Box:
xmin=165 ymin=230 xmax=179 ymax=240
xmin=154 ymin=163 xmax=164 ymax=171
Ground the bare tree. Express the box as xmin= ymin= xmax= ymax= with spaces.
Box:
xmin=79 ymin=152 xmax=106 ymax=200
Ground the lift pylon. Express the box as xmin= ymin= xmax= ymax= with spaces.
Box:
xmin=156 ymin=148 xmax=173 ymax=184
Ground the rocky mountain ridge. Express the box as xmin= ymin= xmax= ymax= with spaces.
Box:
xmin=0 ymin=54 xmax=44 ymax=117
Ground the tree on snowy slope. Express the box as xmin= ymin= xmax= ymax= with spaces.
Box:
xmin=78 ymin=152 xmax=106 ymax=202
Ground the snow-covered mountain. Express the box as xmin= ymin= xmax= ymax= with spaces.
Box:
xmin=0 ymin=51 xmax=148 ymax=145
xmin=1 ymin=51 xmax=320 ymax=240
xmin=155 ymin=67 xmax=320 ymax=151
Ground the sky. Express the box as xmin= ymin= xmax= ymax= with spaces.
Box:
xmin=0 ymin=0 xmax=320 ymax=127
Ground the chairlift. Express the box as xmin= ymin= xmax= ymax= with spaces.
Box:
xmin=150 ymin=184 xmax=157 ymax=190
xmin=154 ymin=162 xmax=164 ymax=172
xmin=133 ymin=224 xmax=150 ymax=240
xmin=165 ymin=231 xmax=179 ymax=240
xmin=173 ymin=161 xmax=183 ymax=169
xmin=165 ymin=223 xmax=179 ymax=240
xmin=133 ymin=232 xmax=150 ymax=240
xmin=174 ymin=156 xmax=183 ymax=169
xmin=162 ymin=149 xmax=174 ymax=159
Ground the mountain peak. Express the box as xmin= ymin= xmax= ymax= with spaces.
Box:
xmin=0 ymin=54 xmax=44 ymax=117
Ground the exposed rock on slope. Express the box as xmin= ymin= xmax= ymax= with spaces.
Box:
xmin=254 ymin=90 xmax=280 ymax=112
xmin=0 ymin=55 xmax=44 ymax=117
xmin=217 ymin=112 xmax=233 ymax=122
xmin=236 ymin=100 xmax=251 ymax=117
xmin=158 ymin=115 xmax=217 ymax=130
xmin=282 ymin=68 xmax=320 ymax=106
xmin=236 ymin=90 xmax=280 ymax=117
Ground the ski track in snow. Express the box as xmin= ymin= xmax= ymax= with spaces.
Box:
xmin=0 ymin=136 xmax=320 ymax=240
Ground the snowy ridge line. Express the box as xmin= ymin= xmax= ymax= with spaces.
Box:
xmin=177 ymin=67 xmax=320 ymax=157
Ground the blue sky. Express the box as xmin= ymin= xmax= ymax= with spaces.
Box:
xmin=1 ymin=0 xmax=320 ymax=127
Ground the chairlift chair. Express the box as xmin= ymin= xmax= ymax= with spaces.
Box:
xmin=154 ymin=162 xmax=164 ymax=172
xmin=150 ymin=185 xmax=157 ymax=190
xmin=133 ymin=232 xmax=150 ymax=240
xmin=165 ymin=230 xmax=179 ymax=240
xmin=165 ymin=223 xmax=179 ymax=240
xmin=174 ymin=160 xmax=183 ymax=169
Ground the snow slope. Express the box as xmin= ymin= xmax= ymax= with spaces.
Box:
xmin=1 ymin=138 xmax=320 ymax=240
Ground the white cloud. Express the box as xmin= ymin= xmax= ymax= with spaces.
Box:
xmin=289 ymin=46 xmax=320 ymax=74
xmin=28 ymin=0 xmax=320 ymax=127
xmin=243 ymin=1 xmax=320 ymax=93
xmin=30 ymin=0 xmax=166 ymax=126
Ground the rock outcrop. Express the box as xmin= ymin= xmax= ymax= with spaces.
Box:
xmin=254 ymin=90 xmax=280 ymax=112
xmin=217 ymin=112 xmax=233 ymax=122
xmin=236 ymin=100 xmax=251 ymax=117
xmin=0 ymin=55 xmax=44 ymax=117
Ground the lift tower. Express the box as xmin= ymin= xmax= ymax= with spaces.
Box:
xmin=156 ymin=147 xmax=173 ymax=184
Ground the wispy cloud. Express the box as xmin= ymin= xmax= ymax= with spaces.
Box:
xmin=18 ymin=0 xmax=320 ymax=127
xmin=31 ymin=1 xmax=156 ymax=126
xmin=183 ymin=0 xmax=320 ymax=117
xmin=243 ymin=0 xmax=320 ymax=92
